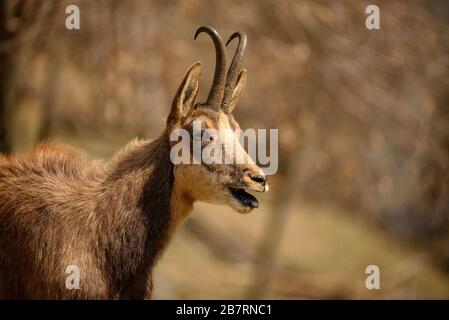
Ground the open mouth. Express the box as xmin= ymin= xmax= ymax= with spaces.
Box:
xmin=229 ymin=187 xmax=259 ymax=208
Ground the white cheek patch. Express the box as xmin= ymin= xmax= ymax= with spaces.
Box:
xmin=218 ymin=113 xmax=255 ymax=165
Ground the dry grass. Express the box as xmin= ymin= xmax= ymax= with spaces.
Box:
xmin=152 ymin=201 xmax=449 ymax=299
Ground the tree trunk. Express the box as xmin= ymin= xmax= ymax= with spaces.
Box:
xmin=0 ymin=2 xmax=14 ymax=153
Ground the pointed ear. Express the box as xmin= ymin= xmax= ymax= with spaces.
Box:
xmin=167 ymin=62 xmax=202 ymax=128
xmin=227 ymin=69 xmax=247 ymax=114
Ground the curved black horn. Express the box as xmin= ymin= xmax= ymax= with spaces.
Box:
xmin=221 ymin=32 xmax=247 ymax=113
xmin=194 ymin=26 xmax=227 ymax=111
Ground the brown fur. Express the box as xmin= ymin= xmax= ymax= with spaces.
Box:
xmin=0 ymin=58 xmax=267 ymax=299
xmin=0 ymin=135 xmax=182 ymax=299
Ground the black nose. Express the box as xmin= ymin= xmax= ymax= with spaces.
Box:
xmin=250 ymin=174 xmax=267 ymax=186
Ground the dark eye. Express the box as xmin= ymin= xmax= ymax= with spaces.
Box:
xmin=202 ymin=130 xmax=214 ymax=142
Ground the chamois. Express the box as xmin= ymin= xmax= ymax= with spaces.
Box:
xmin=0 ymin=26 xmax=268 ymax=299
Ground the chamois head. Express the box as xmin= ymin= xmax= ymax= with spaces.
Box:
xmin=166 ymin=26 xmax=268 ymax=213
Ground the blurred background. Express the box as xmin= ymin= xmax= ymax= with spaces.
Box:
xmin=1 ymin=0 xmax=449 ymax=299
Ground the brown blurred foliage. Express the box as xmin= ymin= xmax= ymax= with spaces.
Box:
xmin=1 ymin=0 xmax=449 ymax=297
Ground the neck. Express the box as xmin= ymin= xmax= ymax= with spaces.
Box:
xmin=95 ymin=134 xmax=193 ymax=298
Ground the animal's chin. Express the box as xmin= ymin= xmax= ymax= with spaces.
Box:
xmin=228 ymin=187 xmax=259 ymax=212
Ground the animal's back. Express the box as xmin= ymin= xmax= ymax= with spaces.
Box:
xmin=0 ymin=143 xmax=107 ymax=299
xmin=0 ymin=143 xmax=95 ymax=218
